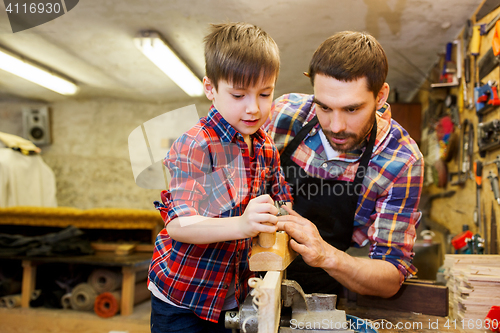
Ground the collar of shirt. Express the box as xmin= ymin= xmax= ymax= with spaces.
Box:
xmin=318 ymin=128 xmax=341 ymax=160
xmin=207 ymin=105 xmax=266 ymax=146
xmin=304 ymin=102 xmax=392 ymax=162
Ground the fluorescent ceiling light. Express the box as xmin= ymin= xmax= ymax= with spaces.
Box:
xmin=0 ymin=47 xmax=78 ymax=95
xmin=134 ymin=31 xmax=204 ymax=97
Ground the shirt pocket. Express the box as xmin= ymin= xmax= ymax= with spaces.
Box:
xmin=208 ymin=166 xmax=240 ymax=215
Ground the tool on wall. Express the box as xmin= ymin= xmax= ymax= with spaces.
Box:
xmin=436 ymin=115 xmax=458 ymax=163
xmin=431 ymin=40 xmax=462 ymax=88
xmin=478 ymin=21 xmax=500 ymax=80
xmin=471 ymin=24 xmax=482 ymax=86
xmin=480 ymin=11 xmax=500 ymax=35
xmin=449 ymin=119 xmax=474 ymax=186
xmin=451 ymin=225 xmax=484 ymax=255
xmin=478 ymin=119 xmax=500 ymax=156
xmin=485 ymin=155 xmax=500 ymax=199
xmin=474 ymin=160 xmax=483 ymax=230
xmin=467 ymin=234 xmax=485 ymax=254
xmin=464 ymin=55 xmax=473 ymax=109
xmin=475 ymin=0 xmax=500 ymax=23
xmin=451 ymin=228 xmax=474 ymax=253
xmin=442 ymin=43 xmax=456 ymax=83
xmin=474 ymin=80 xmax=500 ymax=115
xmin=491 ymin=203 xmax=498 ymax=254
xmin=463 ymin=20 xmax=473 ymax=109
xmin=483 ymin=201 xmax=489 ymax=254
xmin=488 ymin=171 xmax=500 ymax=205
xmin=445 ymin=94 xmax=460 ymax=127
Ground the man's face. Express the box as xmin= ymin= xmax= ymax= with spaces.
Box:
xmin=203 ymin=76 xmax=275 ymax=144
xmin=313 ymin=74 xmax=388 ymax=153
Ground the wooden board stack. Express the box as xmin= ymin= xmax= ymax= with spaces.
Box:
xmin=444 ymin=255 xmax=500 ymax=322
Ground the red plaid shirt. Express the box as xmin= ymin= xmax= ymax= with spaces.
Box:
xmin=149 ymin=106 xmax=292 ymax=322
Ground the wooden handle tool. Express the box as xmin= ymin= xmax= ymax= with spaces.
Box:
xmin=258 ymin=201 xmax=287 ymax=248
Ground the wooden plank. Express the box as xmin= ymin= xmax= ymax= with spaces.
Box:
xmin=115 ymin=244 xmax=137 ymax=256
xmin=469 ymin=265 xmax=500 ymax=275
xmin=356 ymin=281 xmax=449 ymax=316
xmin=249 ymin=232 xmax=297 ymax=271
xmin=461 ymin=290 xmax=500 ymax=297
xmin=444 ymin=255 xmax=500 ymax=267
xmin=258 ymin=271 xmax=283 ymax=333
xmin=91 ymin=242 xmax=154 ymax=252
xmin=21 ymin=260 xmax=36 ymax=308
xmin=464 ymin=274 xmax=500 ymax=282
xmin=121 ymin=266 xmax=136 ymax=316
xmin=459 ymin=296 xmax=500 ymax=306
xmin=405 ymin=279 xmax=437 ymax=285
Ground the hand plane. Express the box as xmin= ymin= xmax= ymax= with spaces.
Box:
xmin=249 ymin=201 xmax=297 ymax=271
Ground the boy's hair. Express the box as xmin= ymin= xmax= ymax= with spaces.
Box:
xmin=308 ymin=31 xmax=388 ymax=97
xmin=204 ymin=22 xmax=280 ymax=90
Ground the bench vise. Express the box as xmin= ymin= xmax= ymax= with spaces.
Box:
xmin=225 ymin=279 xmax=353 ymax=332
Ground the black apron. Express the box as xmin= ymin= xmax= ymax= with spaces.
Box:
xmin=280 ymin=115 xmax=376 ymax=295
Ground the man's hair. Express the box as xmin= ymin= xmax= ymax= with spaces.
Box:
xmin=308 ymin=31 xmax=388 ymax=97
xmin=204 ymin=22 xmax=280 ymax=90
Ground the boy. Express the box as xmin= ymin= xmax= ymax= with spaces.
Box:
xmin=148 ymin=22 xmax=292 ymax=333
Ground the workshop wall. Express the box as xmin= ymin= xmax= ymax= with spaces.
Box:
xmin=0 ymin=98 xmax=211 ymax=210
xmin=417 ymin=3 xmax=500 ymax=255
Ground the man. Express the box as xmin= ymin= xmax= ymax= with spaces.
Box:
xmin=266 ymin=31 xmax=423 ymax=298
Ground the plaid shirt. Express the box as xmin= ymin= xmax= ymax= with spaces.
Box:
xmin=265 ymin=94 xmax=424 ymax=282
xmin=149 ymin=106 xmax=292 ymax=323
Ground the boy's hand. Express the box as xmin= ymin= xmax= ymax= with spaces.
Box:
xmin=239 ymin=194 xmax=278 ymax=238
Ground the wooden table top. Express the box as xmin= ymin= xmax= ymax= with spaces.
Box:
xmin=339 ymin=300 xmax=478 ymax=333
xmin=0 ymin=251 xmax=152 ymax=268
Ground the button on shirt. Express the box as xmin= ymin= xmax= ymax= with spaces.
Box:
xmin=265 ymin=93 xmax=424 ymax=282
xmin=150 ymin=106 xmax=292 ymax=323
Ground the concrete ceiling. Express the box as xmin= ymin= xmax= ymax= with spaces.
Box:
xmin=0 ymin=0 xmax=485 ymax=104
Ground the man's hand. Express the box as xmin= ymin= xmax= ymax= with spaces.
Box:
xmin=277 ymin=205 xmax=401 ymax=297
xmin=277 ymin=205 xmax=329 ymax=268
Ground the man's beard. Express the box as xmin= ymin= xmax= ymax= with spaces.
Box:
xmin=321 ymin=111 xmax=376 ymax=153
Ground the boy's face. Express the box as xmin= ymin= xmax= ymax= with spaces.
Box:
xmin=203 ymin=76 xmax=276 ymax=142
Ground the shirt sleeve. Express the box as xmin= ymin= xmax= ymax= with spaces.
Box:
xmin=159 ymin=134 xmax=212 ymax=224
xmin=367 ymin=155 xmax=424 ymax=283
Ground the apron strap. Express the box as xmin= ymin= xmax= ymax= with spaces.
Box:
xmin=353 ymin=119 xmax=377 ymax=188
xmin=349 ymin=119 xmax=377 ymax=207
xmin=280 ymin=116 xmax=318 ymax=165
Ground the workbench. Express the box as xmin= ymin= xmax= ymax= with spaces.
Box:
xmin=0 ymin=206 xmax=163 ymax=243
xmin=1 ymin=251 xmax=151 ymax=316
xmin=339 ymin=300 xmax=468 ymax=333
